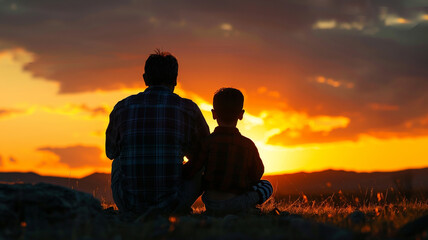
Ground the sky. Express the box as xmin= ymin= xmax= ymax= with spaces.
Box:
xmin=1 ymin=0 xmax=428 ymax=178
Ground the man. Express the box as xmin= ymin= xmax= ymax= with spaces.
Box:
xmin=106 ymin=50 xmax=209 ymax=215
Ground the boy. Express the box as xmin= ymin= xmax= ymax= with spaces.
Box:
xmin=183 ymin=88 xmax=273 ymax=215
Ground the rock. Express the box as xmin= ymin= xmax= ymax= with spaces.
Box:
xmin=222 ymin=214 xmax=239 ymax=228
xmin=347 ymin=210 xmax=366 ymax=225
xmin=280 ymin=215 xmax=355 ymax=240
xmin=0 ymin=203 xmax=19 ymax=227
xmin=0 ymin=183 xmax=105 ymax=239
xmin=396 ymin=214 xmax=428 ymax=238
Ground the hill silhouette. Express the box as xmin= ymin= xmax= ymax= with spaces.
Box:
xmin=1 ymin=168 xmax=427 ymax=205
xmin=0 ymin=171 xmax=112 ymax=204
xmin=264 ymin=168 xmax=428 ymax=194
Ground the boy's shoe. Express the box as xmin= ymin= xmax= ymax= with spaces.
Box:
xmin=252 ymin=180 xmax=273 ymax=204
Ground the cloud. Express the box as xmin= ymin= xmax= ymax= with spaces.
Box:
xmin=0 ymin=109 xmax=24 ymax=118
xmin=42 ymin=104 xmax=109 ymax=117
xmin=78 ymin=104 xmax=109 ymax=116
xmin=9 ymin=156 xmax=17 ymax=163
xmin=268 ymin=112 xmax=428 ymax=146
xmin=1 ymin=0 xmax=428 ymax=145
xmin=313 ymin=76 xmax=354 ymax=89
xmin=268 ymin=126 xmax=360 ymax=146
xmin=0 ymin=155 xmax=2 ymax=166
xmin=37 ymin=145 xmax=109 ymax=168
xmin=369 ymin=103 xmax=399 ymax=111
xmin=1 ymin=0 xmax=424 ymax=93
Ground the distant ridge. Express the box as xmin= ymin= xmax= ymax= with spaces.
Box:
xmin=1 ymin=168 xmax=428 ymax=204
xmin=263 ymin=168 xmax=428 ymax=196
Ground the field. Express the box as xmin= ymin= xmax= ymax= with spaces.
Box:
xmin=5 ymin=196 xmax=428 ymax=239
xmin=93 ymin=193 xmax=428 ymax=240
xmin=3 ymin=182 xmax=428 ymax=240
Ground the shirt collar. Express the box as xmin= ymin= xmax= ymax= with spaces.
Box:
xmin=144 ymin=86 xmax=173 ymax=93
xmin=213 ymin=126 xmax=241 ymax=135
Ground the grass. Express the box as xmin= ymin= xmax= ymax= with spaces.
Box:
xmin=256 ymin=196 xmax=428 ymax=238
xmin=98 ymin=192 xmax=428 ymax=240
xmin=12 ymin=191 xmax=428 ymax=240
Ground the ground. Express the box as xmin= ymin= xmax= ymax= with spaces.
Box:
xmin=2 ymin=183 xmax=428 ymax=240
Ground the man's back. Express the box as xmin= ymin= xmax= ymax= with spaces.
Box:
xmin=106 ymin=86 xmax=209 ymax=212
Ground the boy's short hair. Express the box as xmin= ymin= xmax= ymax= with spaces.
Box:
xmin=213 ymin=88 xmax=244 ymax=123
xmin=144 ymin=49 xmax=178 ymax=86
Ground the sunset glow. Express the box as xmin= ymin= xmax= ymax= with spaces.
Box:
xmin=1 ymin=1 xmax=428 ymax=178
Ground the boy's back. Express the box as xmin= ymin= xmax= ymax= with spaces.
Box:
xmin=202 ymin=126 xmax=264 ymax=194
xmin=183 ymin=88 xmax=273 ymax=215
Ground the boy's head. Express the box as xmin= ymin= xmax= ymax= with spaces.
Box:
xmin=143 ymin=49 xmax=178 ymax=88
xmin=212 ymin=88 xmax=245 ymax=126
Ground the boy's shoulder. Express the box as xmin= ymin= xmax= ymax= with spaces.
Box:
xmin=207 ymin=129 xmax=259 ymax=151
xmin=238 ymin=133 xmax=259 ymax=150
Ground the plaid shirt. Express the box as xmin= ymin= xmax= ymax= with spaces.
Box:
xmin=106 ymin=86 xmax=209 ymax=211
xmin=183 ymin=126 xmax=264 ymax=194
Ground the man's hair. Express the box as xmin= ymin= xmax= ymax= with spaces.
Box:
xmin=213 ymin=88 xmax=244 ymax=123
xmin=144 ymin=49 xmax=178 ymax=86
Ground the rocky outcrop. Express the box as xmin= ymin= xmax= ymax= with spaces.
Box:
xmin=0 ymin=183 xmax=106 ymax=239
xmin=396 ymin=214 xmax=428 ymax=239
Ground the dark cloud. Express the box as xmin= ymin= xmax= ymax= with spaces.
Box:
xmin=0 ymin=109 xmax=23 ymax=118
xmin=9 ymin=156 xmax=17 ymax=163
xmin=268 ymin=110 xmax=428 ymax=146
xmin=37 ymin=145 xmax=109 ymax=168
xmin=76 ymin=104 xmax=109 ymax=116
xmin=1 ymin=0 xmax=428 ymax=145
xmin=268 ymin=126 xmax=360 ymax=146
xmin=2 ymin=0 xmax=424 ymax=93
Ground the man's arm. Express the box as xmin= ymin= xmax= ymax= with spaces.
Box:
xmin=193 ymin=105 xmax=210 ymax=141
xmin=185 ymin=104 xmax=210 ymax=160
xmin=105 ymin=108 xmax=120 ymax=160
xmin=182 ymin=104 xmax=210 ymax=179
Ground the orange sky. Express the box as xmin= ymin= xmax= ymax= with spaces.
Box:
xmin=1 ymin=48 xmax=428 ymax=178
xmin=1 ymin=1 xmax=428 ymax=177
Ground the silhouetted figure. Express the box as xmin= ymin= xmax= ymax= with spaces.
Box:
xmin=183 ymin=88 xmax=273 ymax=216
xmin=106 ymin=50 xmax=209 ymax=216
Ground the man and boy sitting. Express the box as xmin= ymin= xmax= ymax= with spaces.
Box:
xmin=106 ymin=50 xmax=272 ymax=217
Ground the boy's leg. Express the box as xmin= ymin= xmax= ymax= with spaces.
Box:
xmin=202 ymin=191 xmax=260 ymax=215
xmin=251 ymin=180 xmax=274 ymax=204
xmin=202 ymin=180 xmax=273 ymax=215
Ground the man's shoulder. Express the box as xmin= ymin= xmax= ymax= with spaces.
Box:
xmin=111 ymin=91 xmax=201 ymax=116
xmin=171 ymin=94 xmax=201 ymax=113
xmin=112 ymin=93 xmax=140 ymax=111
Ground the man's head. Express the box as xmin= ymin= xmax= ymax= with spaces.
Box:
xmin=143 ymin=49 xmax=178 ymax=88
xmin=212 ymin=88 xmax=245 ymax=126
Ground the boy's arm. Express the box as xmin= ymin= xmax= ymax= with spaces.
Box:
xmin=250 ymin=145 xmax=264 ymax=182
xmin=182 ymin=140 xmax=207 ymax=179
